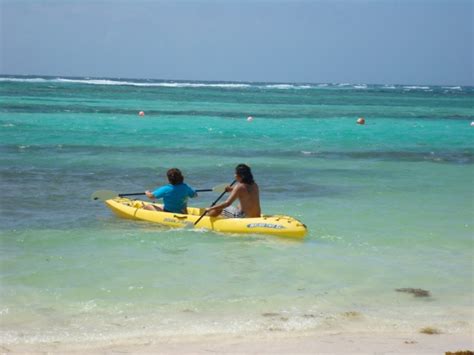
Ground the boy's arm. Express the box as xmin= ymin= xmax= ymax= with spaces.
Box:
xmin=147 ymin=186 xmax=167 ymax=199
xmin=188 ymin=185 xmax=198 ymax=198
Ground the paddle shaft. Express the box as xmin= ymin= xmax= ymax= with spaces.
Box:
xmin=118 ymin=188 xmax=213 ymax=198
xmin=118 ymin=192 xmax=146 ymax=197
xmin=194 ymin=180 xmax=236 ymax=226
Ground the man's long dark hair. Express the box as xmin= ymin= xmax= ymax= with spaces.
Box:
xmin=235 ymin=164 xmax=255 ymax=185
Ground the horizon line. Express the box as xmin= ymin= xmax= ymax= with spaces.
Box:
xmin=0 ymin=73 xmax=472 ymax=88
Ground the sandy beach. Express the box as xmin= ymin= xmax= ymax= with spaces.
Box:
xmin=2 ymin=330 xmax=472 ymax=354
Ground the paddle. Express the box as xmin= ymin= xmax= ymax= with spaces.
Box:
xmin=194 ymin=180 xmax=236 ymax=226
xmin=91 ymin=183 xmax=228 ymax=202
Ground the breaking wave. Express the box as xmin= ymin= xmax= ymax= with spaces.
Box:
xmin=0 ymin=76 xmax=471 ymax=93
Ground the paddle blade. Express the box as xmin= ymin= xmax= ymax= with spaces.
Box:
xmin=91 ymin=190 xmax=118 ymax=201
xmin=211 ymin=183 xmax=228 ymax=194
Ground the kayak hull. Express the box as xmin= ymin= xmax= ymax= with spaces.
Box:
xmin=104 ymin=198 xmax=307 ymax=238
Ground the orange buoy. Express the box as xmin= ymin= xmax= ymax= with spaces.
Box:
xmin=357 ymin=117 xmax=365 ymax=125
xmin=138 ymin=111 xmax=145 ymax=117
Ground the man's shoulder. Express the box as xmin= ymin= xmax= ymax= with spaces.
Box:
xmin=239 ymin=182 xmax=258 ymax=187
xmin=236 ymin=182 xmax=257 ymax=193
xmin=235 ymin=182 xmax=247 ymax=190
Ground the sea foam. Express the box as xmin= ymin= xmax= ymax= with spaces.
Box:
xmin=0 ymin=77 xmax=470 ymax=94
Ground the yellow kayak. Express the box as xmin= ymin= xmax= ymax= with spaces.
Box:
xmin=104 ymin=197 xmax=307 ymax=238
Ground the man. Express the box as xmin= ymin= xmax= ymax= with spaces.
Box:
xmin=206 ymin=164 xmax=261 ymax=218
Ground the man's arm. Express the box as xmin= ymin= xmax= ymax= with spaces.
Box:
xmin=207 ymin=185 xmax=240 ymax=212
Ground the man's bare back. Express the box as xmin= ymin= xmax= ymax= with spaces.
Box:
xmin=232 ymin=182 xmax=261 ymax=217
xmin=206 ymin=164 xmax=262 ymax=218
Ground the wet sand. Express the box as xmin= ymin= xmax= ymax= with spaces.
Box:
xmin=2 ymin=330 xmax=472 ymax=354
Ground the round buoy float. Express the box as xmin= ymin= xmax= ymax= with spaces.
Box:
xmin=357 ymin=117 xmax=365 ymax=125
xmin=471 ymin=121 xmax=474 ymax=126
xmin=247 ymin=116 xmax=253 ymax=122
xmin=139 ymin=111 xmax=145 ymax=117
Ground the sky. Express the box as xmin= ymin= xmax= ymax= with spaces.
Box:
xmin=1 ymin=0 xmax=472 ymax=85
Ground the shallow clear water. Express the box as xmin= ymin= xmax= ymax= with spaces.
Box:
xmin=0 ymin=76 xmax=473 ymax=342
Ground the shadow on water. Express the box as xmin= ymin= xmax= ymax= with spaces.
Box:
xmin=1 ymin=144 xmax=472 ymax=164
xmin=2 ymin=102 xmax=473 ymax=120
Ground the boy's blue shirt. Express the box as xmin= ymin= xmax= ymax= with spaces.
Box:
xmin=152 ymin=183 xmax=197 ymax=213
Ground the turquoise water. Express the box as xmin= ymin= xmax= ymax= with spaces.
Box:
xmin=0 ymin=76 xmax=473 ymax=342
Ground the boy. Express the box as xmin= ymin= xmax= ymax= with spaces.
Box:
xmin=145 ymin=168 xmax=196 ymax=214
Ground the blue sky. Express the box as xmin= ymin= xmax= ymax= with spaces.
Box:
xmin=1 ymin=0 xmax=472 ymax=85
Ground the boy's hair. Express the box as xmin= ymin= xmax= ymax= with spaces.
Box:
xmin=167 ymin=168 xmax=184 ymax=185
xmin=235 ymin=164 xmax=254 ymax=185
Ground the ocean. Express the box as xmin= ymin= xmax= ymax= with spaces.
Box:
xmin=0 ymin=76 xmax=472 ymax=343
